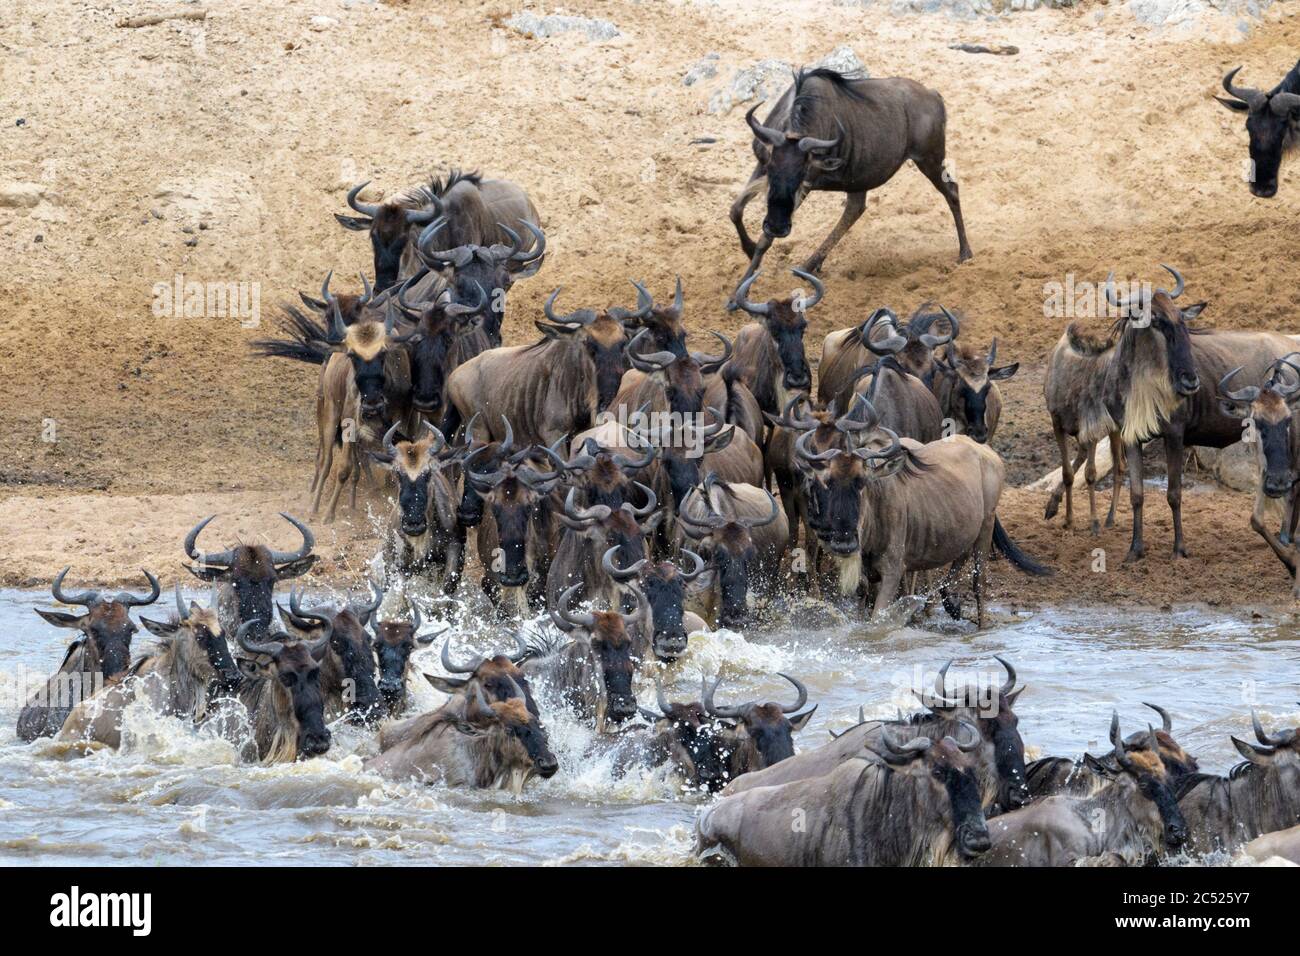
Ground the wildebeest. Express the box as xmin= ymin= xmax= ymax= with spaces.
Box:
xmin=1216 ymin=62 xmax=1300 ymax=199
xmin=695 ymin=719 xmax=990 ymax=866
xmin=182 ymin=512 xmax=317 ymax=640
xmin=57 ymin=584 xmax=242 ymax=749
xmin=1217 ymin=357 xmax=1300 ymax=593
xmin=426 ymin=633 xmax=538 ymax=715
xmin=1042 ymin=322 xmax=1126 ymax=535
xmin=18 ymin=568 xmax=161 ymax=741
xmin=722 ymin=658 xmax=1030 ymax=814
xmin=818 ymin=305 xmax=957 ymax=415
xmin=702 ymin=672 xmax=817 ymax=778
xmin=547 ymin=485 xmax=661 ymax=614
xmin=726 ymin=268 xmax=821 ymax=415
xmin=412 ymin=218 xmax=546 ymax=346
xmin=933 ymin=338 xmax=1019 ymax=443
xmin=600 ymin=545 xmax=706 ymax=661
xmin=1100 ymin=266 xmax=1298 ymax=560
xmin=337 ymin=171 xmax=540 ymax=291
xmin=1024 ymin=702 xmax=1199 ymax=801
xmin=231 ymin=613 xmax=333 ymax=763
xmin=607 ymin=677 xmax=733 ymax=792
xmin=374 ymin=422 xmax=466 ymax=594
xmin=975 ymin=713 xmax=1188 ymax=866
xmin=523 ymin=584 xmax=644 ymax=730
xmin=443 ymin=289 xmax=631 ymax=446
xmin=675 ymin=476 xmax=787 ymax=629
xmin=277 ymin=585 xmax=385 ymax=726
xmin=730 ymin=68 xmax=971 ymax=282
xmin=796 ymin=426 xmax=1048 ymax=621
xmin=1176 ymin=708 xmax=1300 ymax=857
xmin=391 ymin=277 xmax=494 ymax=424
xmin=366 ymin=682 xmax=558 ymax=791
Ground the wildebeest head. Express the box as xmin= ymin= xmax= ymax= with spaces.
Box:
xmin=1105 ymin=265 xmax=1207 ymax=399
xmin=140 ymin=583 xmax=241 ymax=696
xmin=937 ymin=339 xmax=1019 ymax=443
xmin=551 ymin=584 xmax=643 ymax=725
xmin=562 ymin=439 xmax=656 ymax=513
xmin=677 ymin=477 xmax=780 ymax=628
xmin=625 ymin=328 xmax=733 ymax=416
xmin=538 ymin=289 xmax=631 ymax=412
xmin=732 ymin=268 xmax=823 ymax=391
xmin=623 ymin=277 xmax=687 ymax=358
xmin=795 ymin=421 xmax=906 ymax=557
xmin=927 ymin=658 xmax=1030 ymax=811
xmin=1119 ymin=702 xmax=1200 ymax=780
xmin=371 ymin=600 xmax=439 ymax=714
xmin=642 ymin=678 xmax=733 ymax=792
xmin=336 ymin=181 xmax=439 ymax=291
xmin=745 ymin=96 xmax=846 ymax=240
xmin=874 ymin=718 xmax=991 ymax=860
xmin=469 ymin=435 xmax=563 ymax=588
xmin=234 ymin=616 xmax=332 ymax=759
xmin=767 ymin=394 xmax=865 ymax=539
xmin=1094 ymin=712 xmax=1188 ymax=852
xmin=457 ymin=684 xmax=559 ymax=786
xmin=320 ymin=275 xmax=412 ymax=420
xmin=1229 ymin=708 xmax=1300 ymax=794
xmin=704 ymin=672 xmax=817 ymax=774
xmin=373 ymin=421 xmax=454 ymax=538
xmin=35 ymin=567 xmax=161 ymax=682
xmin=559 ymin=486 xmax=663 ymax=602
xmin=393 ymin=278 xmax=488 ymax=415
xmin=183 ymin=512 xmax=317 ymax=639
xmin=1217 ymin=66 xmax=1300 ymax=199
xmin=277 ymin=585 xmax=385 ymax=726
xmin=1218 ymin=356 xmax=1300 ymax=499
xmin=429 ymin=631 xmax=538 ymax=716
xmin=859 ymin=305 xmax=959 ymax=385
xmin=414 ymin=218 xmax=547 ymax=344
xmin=637 ymin=407 xmax=737 ymax=509
xmin=602 ymin=546 xmax=705 ymax=661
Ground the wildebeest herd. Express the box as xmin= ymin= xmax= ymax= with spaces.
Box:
xmin=15 ymin=62 xmax=1300 ymax=866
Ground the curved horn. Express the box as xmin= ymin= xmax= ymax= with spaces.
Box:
xmin=346 ymin=181 xmax=380 ymax=218
xmin=561 ymin=487 xmax=612 ymax=526
xmin=624 ymin=481 xmax=658 ymax=519
xmin=770 ymin=395 xmax=821 ymax=431
xmin=791 ymin=267 xmax=824 ymax=312
xmin=862 ymin=309 xmax=906 ymax=356
xmin=267 ymin=513 xmax=315 ymax=566
xmin=51 ymin=567 xmax=98 ymax=607
xmin=511 ymin=219 xmax=547 ymax=264
xmin=995 ymin=656 xmax=1016 ymax=696
xmin=745 ymin=103 xmax=785 ymax=147
xmin=1158 ymin=264 xmax=1185 ymax=300
xmin=732 ymin=271 xmax=771 ymax=317
xmin=878 ymin=724 xmax=932 ymax=757
xmin=797 ymin=119 xmax=844 ymax=154
xmin=1222 ymin=66 xmax=1265 ymax=110
xmin=690 ymin=331 xmax=733 ymax=371
xmin=1252 ymin=708 xmax=1297 ymax=747
xmin=1143 ymin=702 xmax=1173 ymax=734
xmin=777 ymin=673 xmax=808 ymax=714
xmin=917 ymin=306 xmax=960 ymax=349
xmin=551 ymin=584 xmax=596 ymax=632
xmin=738 ymin=491 xmax=780 ymax=529
xmin=677 ymin=549 xmax=707 ymax=583
xmin=416 ymin=219 xmax=458 ymax=265
xmin=703 ymin=674 xmax=744 ymax=719
xmin=1110 ymin=710 xmax=1134 ymax=770
xmin=382 ymin=422 xmax=402 ymax=461
xmin=174 ymin=582 xmax=189 ymax=621
xmin=349 ymin=578 xmax=384 ymax=625
xmin=1218 ymin=366 xmax=1260 ymax=404
xmin=183 ymin=514 xmax=235 ymax=567
xmin=853 ymin=426 xmax=902 ymax=464
xmin=621 ymin=585 xmax=649 ymax=626
xmin=1103 ymin=271 xmax=1132 ymax=312
xmin=602 ymin=545 xmax=647 ymax=582
xmin=440 ymin=637 xmax=484 ymax=675
xmin=794 ymin=428 xmax=841 ymax=465
xmin=950 ymin=718 xmax=982 ymax=752
xmin=116 ymin=570 xmax=162 ymax=607
xmin=235 ymin=619 xmax=283 ymax=658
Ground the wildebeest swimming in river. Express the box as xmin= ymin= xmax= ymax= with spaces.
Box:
xmin=730 ymin=67 xmax=971 ymax=285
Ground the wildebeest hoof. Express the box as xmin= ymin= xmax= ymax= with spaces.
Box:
xmin=1043 ymin=499 xmax=1060 ymax=520
xmin=1172 ymin=546 xmax=1189 ymax=559
xmin=958 ymin=249 xmax=973 ymax=263
xmin=799 ymin=258 xmax=824 ymax=275
xmin=1090 ymin=520 xmax=1101 ymax=536
xmin=1123 ymin=547 xmax=1144 ymax=564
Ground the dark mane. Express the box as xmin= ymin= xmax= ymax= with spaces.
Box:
xmin=791 ymin=67 xmax=866 ymax=129
xmin=1066 ymin=322 xmax=1115 ymax=357
xmin=409 ymin=169 xmax=483 ymax=206
xmin=1274 ymin=59 xmax=1300 ymax=96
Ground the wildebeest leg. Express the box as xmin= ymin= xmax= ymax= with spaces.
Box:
xmin=939 ymin=557 xmax=968 ymax=619
xmin=914 ymin=154 xmax=972 ymax=262
xmin=1105 ymin=433 xmax=1125 ymax=529
xmin=972 ymin=516 xmax=996 ymax=629
xmin=443 ymin=530 xmax=465 ymax=596
xmin=1166 ymin=434 xmax=1189 ymax=558
xmin=1249 ymin=511 xmax=1298 ymax=584
xmin=1124 ymin=441 xmax=1145 ymax=562
xmin=1085 ymin=443 xmax=1100 ymax=536
xmin=324 ymin=445 xmax=353 ymax=523
xmin=801 ymin=191 xmax=866 ymax=275
xmin=737 ymin=232 xmax=775 ymax=289
xmin=730 ymin=164 xmax=766 ymax=260
xmin=870 ymin=559 xmax=905 ymax=622
xmin=1044 ymin=415 xmax=1076 ymax=525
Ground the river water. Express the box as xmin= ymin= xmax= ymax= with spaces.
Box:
xmin=0 ymin=587 xmax=1295 ymax=866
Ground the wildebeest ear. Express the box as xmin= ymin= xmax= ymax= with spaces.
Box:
xmin=641 ymin=510 xmax=666 ymax=534
xmin=1082 ymin=752 xmax=1114 ymax=776
xmin=1217 ymin=399 xmax=1252 ymax=420
xmin=988 ymin=363 xmax=1019 ymax=381
xmin=1004 ymin=686 xmax=1026 ymax=707
xmin=1215 ymin=96 xmax=1251 ymax=113
xmin=703 ymin=425 xmax=735 ymax=453
xmin=788 ymin=705 xmax=818 ymax=732
xmin=34 ymin=608 xmax=87 ymax=629
xmin=334 ymin=213 xmax=373 ymax=231
xmin=186 ymin=563 xmax=232 ymax=582
xmin=274 ymin=555 xmax=319 ymax=580
xmin=140 ymin=616 xmax=180 ymax=638
xmin=369 ymin=450 xmax=396 ymax=465
xmin=237 ymin=658 xmax=265 ymax=678
xmin=298 ymin=292 xmax=327 ymax=311
xmin=1232 ymin=735 xmax=1274 ymax=764
xmin=1181 ymin=302 xmax=1207 ymax=320
xmin=424 ymin=673 xmax=468 ymax=694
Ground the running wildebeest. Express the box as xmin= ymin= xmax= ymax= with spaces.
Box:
xmin=277 ymin=586 xmax=385 ymax=726
xmin=730 ymin=67 xmax=971 ymax=283
xmin=231 ymin=614 xmax=334 ymax=763
xmin=933 ymin=338 xmax=1019 ymax=444
xmin=702 ymin=673 xmax=817 ymax=778
xmin=726 ymin=268 xmax=821 ymax=415
xmin=695 ymin=719 xmax=990 ymax=866
xmin=1216 ymin=62 xmax=1300 ymax=199
xmin=18 ymin=568 xmax=162 ymax=741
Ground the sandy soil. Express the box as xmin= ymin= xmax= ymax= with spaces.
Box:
xmin=3 ymin=0 xmax=1300 ymax=610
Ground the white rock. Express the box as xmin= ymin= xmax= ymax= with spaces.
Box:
xmin=0 ymin=182 xmax=47 ymax=208
xmin=505 ymin=12 xmax=620 ymax=41
xmin=1214 ymin=441 xmax=1258 ymax=493
xmin=706 ymin=47 xmax=868 ymax=115
xmin=683 ymin=52 xmax=720 ymax=87
xmin=310 ymin=15 xmax=338 ymax=31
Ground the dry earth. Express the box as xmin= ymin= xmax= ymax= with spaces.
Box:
xmin=2 ymin=0 xmax=1300 ymax=612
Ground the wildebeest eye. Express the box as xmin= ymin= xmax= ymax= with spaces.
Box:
xmin=280 ymin=673 xmax=297 ymax=688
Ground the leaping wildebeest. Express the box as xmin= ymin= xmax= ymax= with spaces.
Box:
xmin=1216 ymin=62 xmax=1300 ymax=199
xmin=730 ymin=67 xmax=971 ymax=283
xmin=1099 ymin=265 xmax=1298 ymax=560
xmin=695 ymin=719 xmax=991 ymax=866
xmin=18 ymin=569 xmax=161 ymax=742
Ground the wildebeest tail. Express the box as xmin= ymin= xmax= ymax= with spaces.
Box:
xmin=992 ymin=517 xmax=1053 ymax=576
xmin=249 ymin=305 xmax=333 ymax=365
